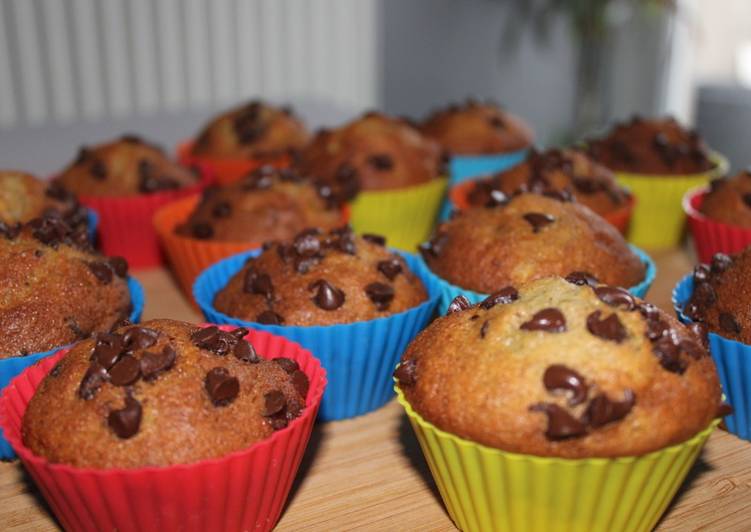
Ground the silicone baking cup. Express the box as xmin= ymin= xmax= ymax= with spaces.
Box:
xmin=396 ymin=386 xmax=719 ymax=532
xmin=85 ymin=207 xmax=98 ymax=244
xmin=672 ymin=274 xmax=751 ymax=440
xmin=76 ymin=165 xmax=213 ymax=270
xmin=193 ymin=250 xmax=440 ymax=421
xmin=0 ymin=276 xmax=144 ymax=459
xmin=612 ymin=152 xmax=728 ymax=249
xmin=177 ymin=140 xmax=291 ymax=186
xmin=153 ymin=195 xmax=351 ymax=304
xmin=447 ymin=180 xmax=636 ymax=236
xmin=424 ymin=244 xmax=656 ymax=315
xmin=683 ymin=186 xmax=751 ymax=264
xmin=350 ymin=177 xmax=448 ymax=252
xmin=0 ymin=325 xmax=326 ymax=532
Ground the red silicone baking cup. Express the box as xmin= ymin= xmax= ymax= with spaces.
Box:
xmin=684 ymin=186 xmax=751 ymax=263
xmin=0 ymin=325 xmax=326 ymax=532
xmin=153 ymin=194 xmax=351 ymax=304
xmin=448 ymin=179 xmax=635 ymax=235
xmin=177 ymin=140 xmax=291 ymax=186
xmin=77 ymin=165 xmax=214 ymax=270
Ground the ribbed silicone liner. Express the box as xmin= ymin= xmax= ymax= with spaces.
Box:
xmin=425 ymin=244 xmax=656 ymax=315
xmin=153 ymin=195 xmax=350 ymax=303
xmin=177 ymin=140 xmax=291 ymax=186
xmin=193 ymin=250 xmax=440 ymax=421
xmin=396 ymin=385 xmax=718 ymax=532
xmin=349 ymin=177 xmax=448 ymax=252
xmin=0 ymin=276 xmax=144 ymax=459
xmin=613 ymin=152 xmax=728 ymax=249
xmin=672 ymin=273 xmax=751 ymax=440
xmin=0 ymin=325 xmax=326 ymax=532
xmin=683 ymin=186 xmax=751 ymax=264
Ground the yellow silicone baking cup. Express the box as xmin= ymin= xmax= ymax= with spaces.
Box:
xmin=396 ymin=385 xmax=719 ymax=532
xmin=615 ymin=152 xmax=728 ymax=249
xmin=350 ymin=177 xmax=448 ymax=252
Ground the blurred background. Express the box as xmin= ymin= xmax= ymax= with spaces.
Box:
xmin=0 ymin=0 xmax=748 ymax=175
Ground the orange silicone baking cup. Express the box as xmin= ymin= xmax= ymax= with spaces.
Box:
xmin=448 ymin=180 xmax=635 ymax=235
xmin=0 ymin=325 xmax=327 ymax=532
xmin=153 ymin=194 xmax=350 ymax=303
xmin=177 ymin=140 xmax=291 ymax=186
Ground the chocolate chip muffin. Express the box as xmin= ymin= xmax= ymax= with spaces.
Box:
xmin=699 ymin=170 xmax=751 ymax=228
xmin=297 ymin=112 xmax=444 ymax=200
xmin=396 ymin=276 xmax=721 ymax=457
xmin=465 ymin=149 xmax=631 ymax=217
xmin=213 ymin=226 xmax=428 ymax=326
xmin=0 ymin=171 xmax=88 ymax=230
xmin=22 ymin=319 xmax=309 ymax=468
xmin=0 ymin=213 xmax=131 ymax=358
xmin=191 ymin=101 xmax=310 ymax=159
xmin=420 ymin=99 xmax=533 ymax=155
xmin=684 ymin=249 xmax=751 ymax=344
xmin=176 ymin=166 xmax=343 ymax=243
xmin=420 ymin=193 xmax=645 ymax=294
xmin=55 ymin=135 xmax=198 ymax=197
xmin=587 ymin=116 xmax=714 ymax=175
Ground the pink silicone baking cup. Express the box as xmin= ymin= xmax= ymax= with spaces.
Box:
xmin=77 ymin=165 xmax=214 ymax=270
xmin=177 ymin=140 xmax=291 ymax=186
xmin=0 ymin=325 xmax=326 ymax=532
xmin=684 ymin=186 xmax=751 ymax=263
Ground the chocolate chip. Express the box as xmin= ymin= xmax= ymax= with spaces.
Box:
xmin=488 ymin=115 xmax=505 ymax=129
xmin=109 ymin=257 xmax=129 ymax=278
xmin=192 ymin=326 xmax=219 ymax=347
xmin=88 ymin=261 xmax=113 ymax=284
xmin=480 ymin=320 xmax=490 ymax=338
xmin=520 ymin=308 xmax=566 ymax=333
xmin=523 ymin=212 xmax=555 ymax=233
xmin=691 ymin=281 xmax=716 ymax=307
xmin=234 ymin=340 xmax=259 ymax=363
xmin=93 ymin=333 xmax=125 ymax=369
xmin=293 ymin=230 xmax=321 ymax=257
xmin=363 ymin=233 xmax=386 ymax=246
xmin=565 ymin=272 xmax=599 ymax=287
xmin=273 ymin=358 xmax=299 ymax=374
xmin=394 ymin=359 xmax=417 ymax=386
xmin=645 ymin=317 xmax=670 ymax=341
xmin=192 ymin=222 xmax=214 ymax=239
xmin=652 ymin=336 xmax=687 ymax=374
xmin=309 ymin=279 xmax=345 ymax=310
xmin=204 ymin=367 xmax=240 ymax=406
xmin=192 ymin=326 xmax=235 ymax=356
xmin=529 ymin=403 xmax=587 ymax=440
xmin=543 ymin=365 xmax=588 ymax=406
xmin=212 ymin=201 xmax=232 ymax=218
xmin=743 ymin=194 xmax=751 ymax=209
xmin=78 ymin=362 xmax=108 ymax=400
xmin=719 ymin=312 xmax=741 ymax=334
xmin=586 ymin=310 xmax=627 ymax=343
xmin=593 ymin=286 xmax=635 ymax=310
xmin=291 ymin=370 xmax=309 ymax=399
xmin=140 ymin=345 xmax=177 ymax=381
xmin=123 ymin=327 xmax=159 ymax=351
xmin=368 ymin=153 xmax=394 ymax=171
xmin=693 ymin=264 xmax=710 ymax=282
xmin=109 ymin=354 xmax=141 ymax=386
xmin=419 ymin=232 xmax=448 ymax=260
xmin=262 ymin=390 xmax=286 ymax=416
xmin=447 ymin=295 xmax=471 ymax=314
xmin=90 ymin=159 xmax=107 ymax=180
xmin=479 ymin=286 xmax=518 ymax=309
xmin=711 ymin=253 xmax=733 ymax=273
xmin=244 ymin=270 xmax=274 ymax=301
xmin=365 ymin=282 xmax=395 ymax=311
xmin=257 ymin=310 xmax=284 ymax=325
xmin=108 ymin=395 xmax=142 ymax=439
xmin=294 ymin=255 xmax=321 ymax=274
xmin=377 ymin=258 xmax=402 ymax=281
xmin=487 ymin=189 xmax=510 ymax=207
xmin=718 ymin=403 xmax=734 ymax=417
xmin=688 ymin=322 xmax=709 ymax=349
xmin=584 ymin=390 xmax=635 ymax=428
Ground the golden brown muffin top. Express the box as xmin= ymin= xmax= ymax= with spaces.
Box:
xmin=587 ymin=116 xmax=714 ymax=175
xmin=191 ymin=100 xmax=310 ymax=159
xmin=466 ymin=148 xmax=631 ymax=217
xmin=0 ymin=213 xmax=131 ymax=358
xmin=420 ymin=193 xmax=645 ymax=294
xmin=396 ymin=276 xmax=722 ymax=458
xmin=699 ymin=170 xmax=751 ymax=228
xmin=297 ymin=112 xmax=445 ymax=198
xmin=22 ymin=319 xmax=310 ymax=468
xmin=55 ymin=135 xmax=198 ymax=197
xmin=176 ymin=166 xmax=343 ymax=243
xmin=420 ymin=99 xmax=534 ymax=155
xmin=684 ymin=249 xmax=751 ymax=344
xmin=213 ymin=226 xmax=428 ymax=326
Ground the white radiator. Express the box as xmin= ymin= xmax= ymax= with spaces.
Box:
xmin=0 ymin=0 xmax=380 ymax=129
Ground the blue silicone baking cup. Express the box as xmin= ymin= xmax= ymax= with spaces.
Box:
xmin=193 ymin=250 xmax=440 ymax=421
xmin=86 ymin=208 xmax=99 ymax=244
xmin=672 ymin=273 xmax=751 ymax=440
xmin=0 ymin=275 xmax=144 ymax=459
xmin=425 ymin=244 xmax=656 ymax=315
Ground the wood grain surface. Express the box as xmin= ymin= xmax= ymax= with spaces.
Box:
xmin=1 ymin=248 xmax=750 ymax=531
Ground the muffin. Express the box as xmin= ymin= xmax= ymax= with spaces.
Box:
xmin=213 ymin=226 xmax=428 ymax=326
xmin=464 ymin=148 xmax=631 ymax=218
xmin=420 ymin=192 xmax=646 ymax=296
xmin=191 ymin=100 xmax=310 ymax=160
xmin=22 ymin=319 xmax=309 ymax=468
xmin=698 ymin=170 xmax=751 ymax=227
xmin=0 ymin=212 xmax=132 ymax=358
xmin=55 ymin=135 xmax=198 ymax=197
xmin=176 ymin=165 xmax=344 ymax=243
xmin=587 ymin=116 xmax=714 ymax=175
xmin=420 ymin=99 xmax=533 ymax=156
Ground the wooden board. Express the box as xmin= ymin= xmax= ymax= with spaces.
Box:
xmin=2 ymin=248 xmax=750 ymax=531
